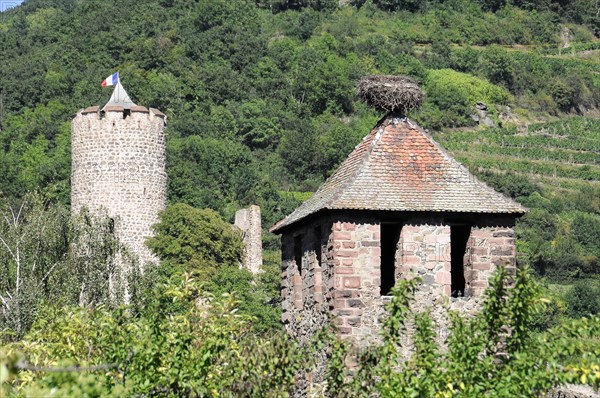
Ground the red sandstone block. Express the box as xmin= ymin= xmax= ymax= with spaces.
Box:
xmin=348 ymin=299 xmax=365 ymax=308
xmin=341 ymin=259 xmax=354 ymax=266
xmin=444 ymin=285 xmax=452 ymax=296
xmin=332 ymin=231 xmax=352 ymax=241
xmin=490 ymin=247 xmax=514 ymax=256
xmin=488 ymin=238 xmax=507 ymax=246
xmin=435 ymin=271 xmax=451 ymax=285
xmin=343 ymin=276 xmax=361 ymax=289
xmin=338 ymin=327 xmax=352 ymax=335
xmin=465 ymin=270 xmax=478 ymax=281
xmin=337 ymin=250 xmax=358 ymax=258
xmin=342 ymin=222 xmax=356 ymax=231
xmin=437 ymin=235 xmax=451 ymax=244
xmin=470 ymin=230 xmax=490 ymax=238
xmin=342 ymin=241 xmax=356 ymax=249
xmin=314 ymin=272 xmax=322 ymax=286
xmin=404 ymin=256 xmax=422 ymax=265
xmin=373 ymin=231 xmax=381 ymax=240
xmin=473 ymin=262 xmax=491 ymax=271
xmin=471 ymin=247 xmax=488 ymax=256
xmin=333 ymin=223 xmax=343 ymax=231
xmin=366 ymin=224 xmax=379 ymax=232
xmin=368 ymin=257 xmax=381 ymax=267
xmin=333 ymin=299 xmax=347 ymax=308
xmin=334 ymin=267 xmax=354 ymax=275
xmin=472 ymin=281 xmax=488 ymax=288
xmin=340 ymin=309 xmax=361 ymax=317
xmin=403 ymin=226 xmax=420 ymax=233
xmin=314 ymin=290 xmax=324 ymax=302
xmin=399 ymin=265 xmax=412 ymax=273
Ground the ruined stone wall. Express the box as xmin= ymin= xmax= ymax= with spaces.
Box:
xmin=281 ymin=220 xmax=330 ymax=344
xmin=235 ymin=205 xmax=263 ymax=274
xmin=71 ymin=107 xmax=167 ymax=270
xmin=281 ymin=213 xmax=518 ymax=350
xmin=396 ymin=218 xmax=516 ymax=351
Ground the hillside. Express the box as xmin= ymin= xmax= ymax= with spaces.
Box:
xmin=1 ymin=1 xmax=600 ymax=396
xmin=434 ymin=117 xmax=600 ymax=279
xmin=0 ymin=0 xmax=599 ymax=280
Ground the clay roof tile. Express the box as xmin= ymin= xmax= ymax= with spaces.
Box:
xmin=270 ymin=116 xmax=527 ymax=233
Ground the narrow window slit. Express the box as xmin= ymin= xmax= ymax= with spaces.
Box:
xmin=294 ymin=235 xmax=303 ymax=275
xmin=450 ymin=225 xmax=471 ymax=298
xmin=380 ymin=223 xmax=402 ymax=296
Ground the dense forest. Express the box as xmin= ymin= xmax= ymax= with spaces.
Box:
xmin=0 ymin=0 xmax=599 ymax=396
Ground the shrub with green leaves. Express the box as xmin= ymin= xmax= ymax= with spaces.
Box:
xmin=2 ymin=267 xmax=599 ymax=396
xmin=418 ymin=69 xmax=511 ymax=129
xmin=146 ymin=203 xmax=243 ymax=274
xmin=566 ymin=280 xmax=600 ymax=319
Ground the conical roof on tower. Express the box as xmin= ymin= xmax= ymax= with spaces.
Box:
xmin=102 ymin=81 xmax=137 ymax=111
xmin=271 ymin=116 xmax=527 ymax=233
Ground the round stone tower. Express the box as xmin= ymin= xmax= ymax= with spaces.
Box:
xmin=71 ymin=82 xmax=167 ymax=269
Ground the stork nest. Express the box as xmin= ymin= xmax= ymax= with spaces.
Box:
xmin=356 ymin=75 xmax=424 ymax=114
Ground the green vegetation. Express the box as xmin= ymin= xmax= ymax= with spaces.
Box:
xmin=434 ymin=117 xmax=600 ymax=280
xmin=1 ymin=265 xmax=599 ymax=396
xmin=0 ymin=0 xmax=599 ymax=395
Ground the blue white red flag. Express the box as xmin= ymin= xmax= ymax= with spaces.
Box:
xmin=101 ymin=72 xmax=119 ymax=87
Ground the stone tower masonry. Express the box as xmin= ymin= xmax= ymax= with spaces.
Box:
xmin=71 ymin=82 xmax=167 ymax=270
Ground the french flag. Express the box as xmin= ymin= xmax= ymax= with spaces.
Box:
xmin=101 ymin=71 xmax=119 ymax=87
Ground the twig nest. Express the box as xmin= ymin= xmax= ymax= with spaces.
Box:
xmin=356 ymin=75 xmax=424 ymax=114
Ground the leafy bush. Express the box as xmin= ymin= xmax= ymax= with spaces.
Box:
xmin=0 ymin=195 xmax=134 ymax=339
xmin=566 ymin=280 xmax=600 ymax=318
xmin=146 ymin=203 xmax=243 ymax=274
xmin=417 ymin=69 xmax=511 ymax=128
xmin=4 ymin=267 xmax=598 ymax=396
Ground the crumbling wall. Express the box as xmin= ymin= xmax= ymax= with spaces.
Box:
xmin=281 ymin=213 xmax=518 ymax=351
xmin=235 ymin=205 xmax=263 ymax=274
xmin=281 ymin=221 xmax=330 ymax=344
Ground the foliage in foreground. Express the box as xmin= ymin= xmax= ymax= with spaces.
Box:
xmin=0 ymin=194 xmax=134 ymax=339
xmin=1 ymin=267 xmax=599 ymax=397
xmin=327 ymin=268 xmax=600 ymax=397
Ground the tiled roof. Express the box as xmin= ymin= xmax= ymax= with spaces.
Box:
xmin=271 ymin=116 xmax=527 ymax=233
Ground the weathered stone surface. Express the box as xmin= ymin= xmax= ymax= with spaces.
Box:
xmin=71 ymin=107 xmax=167 ymax=273
xmin=234 ymin=205 xmax=263 ymax=274
xmin=547 ymin=385 xmax=600 ymax=398
xmin=280 ymin=212 xmax=518 ymax=352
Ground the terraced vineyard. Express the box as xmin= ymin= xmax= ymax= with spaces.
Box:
xmin=434 ymin=117 xmax=600 ymax=190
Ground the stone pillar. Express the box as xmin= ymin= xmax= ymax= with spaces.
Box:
xmin=330 ymin=220 xmax=381 ymax=344
xmin=468 ymin=226 xmax=516 ymax=296
xmin=398 ymin=224 xmax=451 ymax=296
xmin=234 ymin=205 xmax=263 ymax=274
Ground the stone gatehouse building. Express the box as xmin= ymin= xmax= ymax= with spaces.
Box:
xmin=271 ymin=115 xmax=527 ymax=346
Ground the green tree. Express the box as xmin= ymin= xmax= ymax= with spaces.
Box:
xmin=146 ymin=203 xmax=243 ymax=274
